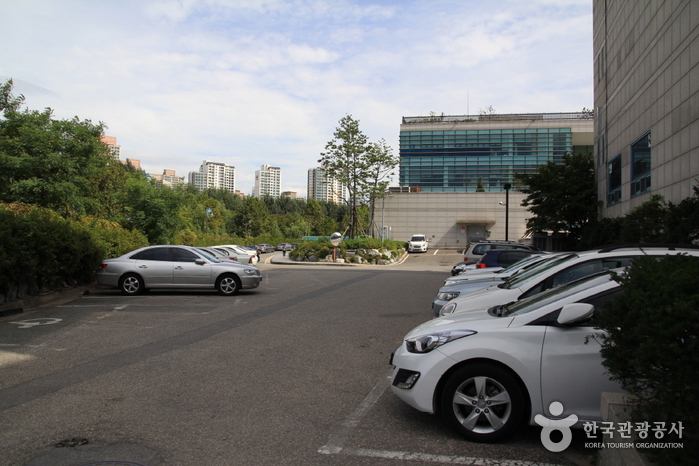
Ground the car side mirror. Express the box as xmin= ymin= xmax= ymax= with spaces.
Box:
xmin=557 ymin=303 xmax=595 ymax=325
xmin=195 ymin=259 xmax=206 ymax=265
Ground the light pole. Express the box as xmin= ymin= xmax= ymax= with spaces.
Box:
xmin=503 ymin=183 xmax=511 ymax=241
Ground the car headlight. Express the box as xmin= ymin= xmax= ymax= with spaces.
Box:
xmin=436 ymin=291 xmax=461 ymax=301
xmin=440 ymin=302 xmax=457 ymax=316
xmin=406 ymin=330 xmax=477 ymax=354
xmin=244 ymin=268 xmax=260 ymax=276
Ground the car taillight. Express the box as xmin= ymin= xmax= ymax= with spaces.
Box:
xmin=248 ymin=257 xmax=253 ymax=264
xmin=476 ymin=263 xmax=486 ymax=268
xmin=99 ymin=264 xmax=108 ymax=269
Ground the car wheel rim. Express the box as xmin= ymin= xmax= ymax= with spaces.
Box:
xmin=220 ymin=277 xmax=237 ymax=294
xmin=123 ymin=277 xmax=139 ymax=293
xmin=452 ymin=376 xmax=512 ymax=434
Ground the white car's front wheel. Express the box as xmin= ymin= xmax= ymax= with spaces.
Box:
xmin=440 ymin=363 xmax=526 ymax=442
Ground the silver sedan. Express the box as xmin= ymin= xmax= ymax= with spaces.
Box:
xmin=96 ymin=245 xmax=261 ymax=296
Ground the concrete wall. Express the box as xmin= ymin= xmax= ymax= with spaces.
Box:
xmin=594 ymin=0 xmax=699 ymax=217
xmin=374 ymin=192 xmax=532 ymax=249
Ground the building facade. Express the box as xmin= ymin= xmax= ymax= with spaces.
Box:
xmin=307 ymin=168 xmax=347 ymax=204
xmin=150 ymin=169 xmax=184 ymax=189
xmin=399 ymin=113 xmax=594 ymax=192
xmin=188 ymin=160 xmax=236 ymax=193
xmin=594 ymin=0 xmax=699 ymax=217
xmin=378 ymin=113 xmax=593 ymax=248
xmin=100 ymin=135 xmax=121 ymax=160
xmin=253 ymin=164 xmax=282 ymax=197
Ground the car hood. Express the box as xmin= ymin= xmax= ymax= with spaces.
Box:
xmin=446 ymin=286 xmax=521 ymax=316
xmin=439 ymin=277 xmax=502 ymax=292
xmin=406 ymin=308 xmax=513 ymax=337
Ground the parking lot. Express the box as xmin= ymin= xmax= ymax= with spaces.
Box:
xmin=0 ymin=250 xmax=596 ymax=465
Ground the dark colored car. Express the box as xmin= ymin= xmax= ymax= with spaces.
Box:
xmin=462 ymin=240 xmax=540 ymax=262
xmin=474 ymin=249 xmax=545 ymax=269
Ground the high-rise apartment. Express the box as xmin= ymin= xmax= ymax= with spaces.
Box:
xmin=188 ymin=160 xmax=236 ymax=193
xmin=100 ymin=135 xmax=121 ymax=160
xmin=253 ymin=164 xmax=281 ymax=197
xmin=307 ymin=168 xmax=347 ymax=204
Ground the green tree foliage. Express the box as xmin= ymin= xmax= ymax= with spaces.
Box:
xmin=304 ymin=198 xmax=324 ymax=235
xmin=516 ymin=152 xmax=598 ymax=244
xmin=319 ymin=115 xmax=395 ymax=239
xmin=580 ymin=186 xmax=699 ymax=248
xmin=319 ymin=115 xmax=369 ymax=238
xmin=595 ymin=255 xmax=699 ymax=464
xmin=119 ymin=173 xmax=184 ymax=244
xmin=0 ymin=203 xmax=104 ymax=295
xmin=234 ymin=197 xmax=273 ymax=238
xmin=0 ymin=79 xmax=128 ymax=218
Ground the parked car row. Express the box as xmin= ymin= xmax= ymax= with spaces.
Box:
xmin=390 ymin=243 xmax=699 ymax=443
xmin=97 ymin=245 xmax=262 ymax=296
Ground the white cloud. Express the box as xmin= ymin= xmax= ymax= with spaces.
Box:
xmin=0 ymin=0 xmax=593 ymax=195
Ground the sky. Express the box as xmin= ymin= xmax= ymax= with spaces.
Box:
xmin=1 ymin=0 xmax=593 ymax=197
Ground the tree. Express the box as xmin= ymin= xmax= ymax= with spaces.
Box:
xmin=234 ymin=197 xmax=272 ymax=237
xmin=303 ymin=198 xmax=325 ymax=235
xmin=319 ymin=115 xmax=395 ymax=239
xmin=516 ymin=152 xmax=598 ymax=245
xmin=365 ymin=139 xmax=398 ymax=238
xmin=0 ymin=79 xmax=127 ymax=218
xmin=319 ymin=115 xmax=372 ymax=238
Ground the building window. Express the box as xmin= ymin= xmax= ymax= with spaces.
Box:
xmin=607 ymin=154 xmax=622 ymax=206
xmin=630 ymin=131 xmax=651 ymax=197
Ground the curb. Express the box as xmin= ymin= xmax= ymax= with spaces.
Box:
xmin=266 ymin=252 xmax=409 ymax=267
xmin=0 ymin=283 xmax=101 ymax=316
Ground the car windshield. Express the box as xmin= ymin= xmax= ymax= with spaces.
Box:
xmin=197 ymin=249 xmax=220 ymax=263
xmin=494 ymin=253 xmax=546 ymax=275
xmin=504 ymin=253 xmax=576 ymax=289
xmin=411 ymin=236 xmax=425 ymax=241
xmin=502 ymin=272 xmax=616 ymax=317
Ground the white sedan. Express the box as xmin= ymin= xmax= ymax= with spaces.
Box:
xmin=390 ymin=271 xmax=624 ymax=442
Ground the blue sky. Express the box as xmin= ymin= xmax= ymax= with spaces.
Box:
xmin=1 ymin=0 xmax=593 ymax=196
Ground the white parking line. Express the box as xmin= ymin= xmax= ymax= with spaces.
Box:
xmin=338 ymin=447 xmax=563 ymax=465
xmin=318 ymin=369 xmax=565 ymax=466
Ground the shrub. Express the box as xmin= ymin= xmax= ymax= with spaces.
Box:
xmin=0 ymin=203 xmax=104 ymax=295
xmin=595 ymin=254 xmax=699 ymax=464
xmin=81 ymin=217 xmax=149 ymax=258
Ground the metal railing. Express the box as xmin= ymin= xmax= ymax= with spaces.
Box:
xmin=402 ymin=112 xmax=594 ymax=124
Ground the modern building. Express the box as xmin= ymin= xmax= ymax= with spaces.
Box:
xmin=593 ymin=0 xmax=699 ymax=217
xmin=188 ymin=160 xmax=236 ymax=193
xmin=253 ymin=164 xmax=282 ymax=197
xmin=100 ymin=135 xmax=121 ymax=160
xmin=375 ymin=113 xmax=594 ymax=248
xmin=307 ymin=168 xmax=347 ymax=205
xmin=399 ymin=113 xmax=594 ymax=192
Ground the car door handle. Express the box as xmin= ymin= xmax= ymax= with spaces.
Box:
xmin=174 ymin=266 xmax=184 ymax=270
xmin=139 ymin=265 xmax=147 ymax=269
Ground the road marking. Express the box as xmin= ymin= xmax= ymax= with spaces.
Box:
xmin=9 ymin=318 xmax=63 ymax=329
xmin=336 ymin=448 xmax=563 ymax=465
xmin=319 ymin=370 xmax=566 ymax=466
xmin=318 ymin=369 xmax=392 ymax=455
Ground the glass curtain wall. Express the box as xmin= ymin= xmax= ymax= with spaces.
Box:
xmin=399 ymin=128 xmax=574 ymax=192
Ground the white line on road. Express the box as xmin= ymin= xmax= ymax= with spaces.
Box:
xmin=318 ymin=369 xmax=565 ymax=466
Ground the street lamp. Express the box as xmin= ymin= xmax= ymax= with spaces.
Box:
xmin=503 ymin=183 xmax=511 ymax=241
